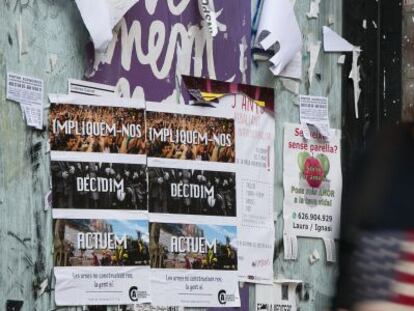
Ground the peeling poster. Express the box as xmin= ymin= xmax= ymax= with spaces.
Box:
xmin=86 ymin=0 xmax=251 ymax=102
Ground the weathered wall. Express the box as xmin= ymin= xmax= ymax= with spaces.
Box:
xmin=0 ymin=1 xmax=88 ymax=310
xmin=0 ymin=0 xmax=342 ymax=310
xmin=256 ymin=1 xmax=343 ymax=310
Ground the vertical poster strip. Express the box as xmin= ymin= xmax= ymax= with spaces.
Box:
xmin=283 ymin=123 xmax=342 ymax=240
xmin=49 ymin=94 xmax=149 ymax=306
xmin=181 ymin=76 xmax=276 ymax=284
xmin=146 ymin=103 xmax=240 ymax=307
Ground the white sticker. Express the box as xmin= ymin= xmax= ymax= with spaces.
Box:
xmin=299 ymin=95 xmax=330 ymax=139
xmin=6 ymin=72 xmax=44 ymax=129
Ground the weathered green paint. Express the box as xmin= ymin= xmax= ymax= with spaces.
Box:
xmin=0 ymin=0 xmax=342 ymax=310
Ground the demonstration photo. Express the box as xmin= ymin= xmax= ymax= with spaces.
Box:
xmin=148 ymin=166 xmax=236 ymax=217
xmin=53 ymin=219 xmax=149 ymax=267
xmin=51 ymin=160 xmax=147 ymax=210
xmin=149 ymin=222 xmax=237 ymax=271
xmin=49 ymin=104 xmax=145 ymax=154
xmin=146 ymin=111 xmax=235 ymax=163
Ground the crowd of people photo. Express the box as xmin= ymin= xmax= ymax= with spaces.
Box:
xmin=51 ymin=161 xmax=147 ymax=210
xmin=49 ymin=104 xmax=145 ymax=154
xmin=148 ymin=167 xmax=236 ymax=217
xmin=146 ymin=112 xmax=235 ymax=162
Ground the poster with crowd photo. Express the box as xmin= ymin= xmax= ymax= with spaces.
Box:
xmin=148 ymin=158 xmax=236 ymax=217
xmin=182 ymin=77 xmax=276 ymax=284
xmin=149 ymin=220 xmax=240 ymax=307
xmin=146 ymin=103 xmax=235 ymax=163
xmin=51 ymin=153 xmax=147 ymax=211
xmin=48 ymin=94 xmax=145 ymax=155
xmin=86 ymin=0 xmax=251 ymax=102
xmin=53 ymin=211 xmax=150 ymax=306
xmin=283 ymin=123 xmax=342 ymax=240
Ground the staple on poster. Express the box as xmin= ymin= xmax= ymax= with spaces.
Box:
xmin=75 ymin=0 xmax=138 ymax=52
xmin=307 ymin=40 xmax=321 ymax=86
xmin=255 ymin=0 xmax=302 ymax=77
xmin=306 ymin=0 xmax=321 ymax=19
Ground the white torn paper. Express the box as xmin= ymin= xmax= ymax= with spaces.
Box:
xmin=338 ymin=55 xmax=346 ymax=65
xmin=256 ymin=0 xmax=302 ymax=76
xmin=198 ymin=0 xmax=218 ymax=37
xmin=349 ymin=48 xmax=362 ymax=119
xmin=75 ymin=0 xmax=138 ymax=52
xmin=323 ymin=26 xmax=354 ymax=52
xmin=307 ymin=41 xmax=321 ymax=86
xmin=279 ymin=51 xmax=302 ymax=80
xmin=46 ymin=54 xmax=58 ymax=73
xmin=44 ymin=190 xmax=52 ymax=211
xmin=283 ymin=234 xmax=298 ymax=260
xmin=300 ymin=95 xmax=330 ymax=139
xmin=306 ymin=0 xmax=321 ymax=19
xmin=6 ymin=72 xmax=44 ymax=129
xmin=68 ymin=79 xmax=116 ymax=97
xmin=16 ymin=14 xmax=28 ymax=62
xmin=323 ymin=238 xmax=337 ymax=262
xmin=309 ymin=249 xmax=320 ymax=264
xmin=362 ymin=19 xmax=367 ymax=29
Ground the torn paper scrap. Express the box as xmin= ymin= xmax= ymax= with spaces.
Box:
xmin=44 ymin=191 xmax=52 ymax=211
xmin=198 ymin=0 xmax=218 ymax=37
xmin=46 ymin=54 xmax=58 ymax=73
xmin=307 ymin=41 xmax=321 ymax=86
xmin=309 ymin=249 xmax=320 ymax=264
xmin=256 ymin=0 xmax=302 ymax=76
xmin=323 ymin=26 xmax=354 ymax=52
xmin=306 ymin=0 xmax=321 ymax=19
xmin=68 ymin=79 xmax=116 ymax=97
xmin=75 ymin=0 xmax=138 ymax=52
xmin=21 ymin=101 xmax=43 ymax=129
xmin=300 ymin=95 xmax=330 ymax=139
xmin=323 ymin=238 xmax=337 ymax=262
xmin=16 ymin=14 xmax=28 ymax=62
xmin=338 ymin=55 xmax=346 ymax=65
xmin=283 ymin=234 xmax=298 ymax=260
xmin=279 ymin=51 xmax=302 ymax=80
xmin=349 ymin=48 xmax=362 ymax=119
